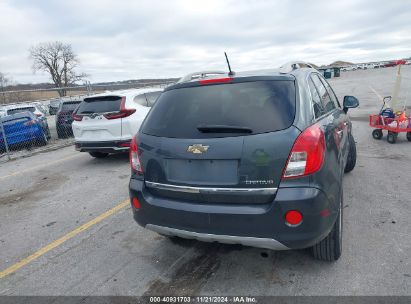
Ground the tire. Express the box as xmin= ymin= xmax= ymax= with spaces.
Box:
xmin=38 ymin=132 xmax=48 ymax=146
xmin=407 ymin=132 xmax=411 ymax=142
xmin=312 ymin=191 xmax=343 ymax=261
xmin=372 ymin=129 xmax=383 ymax=140
xmin=387 ymin=132 xmax=396 ymax=144
xmin=89 ymin=152 xmax=109 ymax=158
xmin=344 ymin=134 xmax=356 ymax=173
xmin=57 ymin=128 xmax=65 ymax=139
xmin=46 ymin=126 xmax=51 ymax=140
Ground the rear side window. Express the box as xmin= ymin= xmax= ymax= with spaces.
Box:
xmin=310 ymin=74 xmax=335 ymax=113
xmin=61 ymin=101 xmax=81 ymax=111
xmin=142 ymin=80 xmax=296 ymax=138
xmin=134 ymin=94 xmax=147 ymax=106
xmin=77 ymin=96 xmax=122 ymax=114
xmin=7 ymin=107 xmax=35 ymax=115
xmin=145 ymin=91 xmax=161 ymax=107
xmin=308 ymin=77 xmax=325 ymax=118
xmin=320 ymin=78 xmax=340 ymax=108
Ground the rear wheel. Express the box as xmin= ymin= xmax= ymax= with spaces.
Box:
xmin=89 ymin=152 xmax=109 ymax=158
xmin=344 ymin=134 xmax=356 ymax=173
xmin=387 ymin=131 xmax=397 ymax=144
xmin=46 ymin=126 xmax=51 ymax=140
xmin=312 ymin=191 xmax=343 ymax=261
xmin=38 ymin=132 xmax=48 ymax=146
xmin=406 ymin=132 xmax=411 ymax=142
xmin=57 ymin=128 xmax=66 ymax=139
xmin=372 ymin=129 xmax=383 ymax=140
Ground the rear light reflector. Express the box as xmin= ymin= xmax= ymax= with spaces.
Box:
xmin=104 ymin=97 xmax=136 ymax=120
xmin=285 ymin=210 xmax=303 ymax=227
xmin=199 ymin=77 xmax=233 ymax=85
xmin=130 ymin=136 xmax=143 ymax=174
xmin=132 ymin=197 xmax=140 ymax=209
xmin=282 ymin=123 xmax=325 ymax=179
xmin=119 ymin=142 xmax=131 ymax=148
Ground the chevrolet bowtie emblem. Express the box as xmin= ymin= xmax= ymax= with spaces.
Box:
xmin=187 ymin=144 xmax=209 ymax=154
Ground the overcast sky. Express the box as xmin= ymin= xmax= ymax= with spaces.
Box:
xmin=1 ymin=0 xmax=410 ymax=84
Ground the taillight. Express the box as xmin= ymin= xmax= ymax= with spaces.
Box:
xmin=35 ymin=113 xmax=42 ymax=117
xmin=104 ymin=97 xmax=136 ymax=120
xmin=282 ymin=123 xmax=325 ymax=179
xmin=72 ymin=112 xmax=83 ymax=121
xmin=24 ymin=120 xmax=37 ymax=126
xmin=130 ymin=135 xmax=143 ymax=174
xmin=199 ymin=77 xmax=233 ymax=85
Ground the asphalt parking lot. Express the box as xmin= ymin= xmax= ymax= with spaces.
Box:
xmin=0 ymin=67 xmax=410 ymax=296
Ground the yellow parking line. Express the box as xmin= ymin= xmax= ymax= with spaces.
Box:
xmin=369 ymin=85 xmax=383 ymax=101
xmin=0 ymin=199 xmax=130 ymax=279
xmin=0 ymin=153 xmax=82 ymax=180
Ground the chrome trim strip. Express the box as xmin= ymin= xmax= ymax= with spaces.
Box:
xmin=76 ymin=146 xmax=129 ymax=151
xmin=146 ymin=224 xmax=289 ymax=250
xmin=145 ymin=181 xmax=278 ymax=195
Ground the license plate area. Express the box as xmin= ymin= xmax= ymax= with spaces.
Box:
xmin=165 ymin=159 xmax=238 ymax=185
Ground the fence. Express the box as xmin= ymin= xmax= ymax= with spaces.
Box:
xmin=0 ymin=80 xmax=175 ymax=162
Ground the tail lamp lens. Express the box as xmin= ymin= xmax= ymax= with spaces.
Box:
xmin=72 ymin=113 xmax=83 ymax=121
xmin=24 ymin=120 xmax=37 ymax=126
xmin=130 ymin=136 xmax=143 ymax=174
xmin=104 ymin=97 xmax=136 ymax=120
xmin=282 ymin=123 xmax=325 ymax=179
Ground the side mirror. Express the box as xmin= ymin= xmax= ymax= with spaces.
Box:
xmin=343 ymin=96 xmax=359 ymax=113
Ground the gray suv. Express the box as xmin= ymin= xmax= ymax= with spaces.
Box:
xmin=129 ymin=62 xmax=359 ymax=261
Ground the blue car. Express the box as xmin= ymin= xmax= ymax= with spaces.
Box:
xmin=0 ymin=112 xmax=48 ymax=152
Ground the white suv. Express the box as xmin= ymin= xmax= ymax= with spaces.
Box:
xmin=72 ymin=88 xmax=162 ymax=158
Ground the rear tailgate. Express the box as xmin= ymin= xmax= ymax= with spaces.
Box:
xmin=73 ymin=96 xmax=123 ymax=141
xmin=138 ymin=79 xmax=299 ymax=204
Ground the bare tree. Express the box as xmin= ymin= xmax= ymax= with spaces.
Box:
xmin=29 ymin=41 xmax=88 ymax=97
xmin=0 ymin=72 xmax=11 ymax=104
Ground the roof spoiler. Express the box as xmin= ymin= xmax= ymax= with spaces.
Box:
xmin=177 ymin=71 xmax=226 ymax=83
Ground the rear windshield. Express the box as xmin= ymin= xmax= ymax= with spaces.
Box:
xmin=61 ymin=101 xmax=81 ymax=111
xmin=142 ymin=80 xmax=296 ymax=138
xmin=7 ymin=107 xmax=35 ymax=115
xmin=3 ymin=117 xmax=29 ymax=126
xmin=77 ymin=96 xmax=122 ymax=114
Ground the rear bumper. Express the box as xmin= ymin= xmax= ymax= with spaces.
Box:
xmin=129 ymin=179 xmax=339 ymax=250
xmin=147 ymin=224 xmax=288 ymax=250
xmin=75 ymin=140 xmax=131 ymax=153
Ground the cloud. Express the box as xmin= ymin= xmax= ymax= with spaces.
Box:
xmin=0 ymin=0 xmax=410 ymax=83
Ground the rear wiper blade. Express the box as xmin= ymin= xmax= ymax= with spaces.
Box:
xmin=197 ymin=124 xmax=253 ymax=133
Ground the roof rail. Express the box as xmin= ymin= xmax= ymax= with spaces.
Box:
xmin=177 ymin=71 xmax=226 ymax=83
xmin=279 ymin=61 xmax=314 ymax=73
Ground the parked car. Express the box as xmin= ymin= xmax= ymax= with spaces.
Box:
xmin=3 ymin=104 xmax=51 ymax=139
xmin=31 ymin=101 xmax=49 ymax=116
xmin=72 ymin=88 xmax=162 ymax=158
xmin=48 ymin=99 xmax=61 ymax=115
xmin=56 ymin=99 xmax=82 ymax=138
xmin=129 ymin=63 xmax=359 ymax=262
xmin=383 ymin=61 xmax=397 ymax=68
xmin=0 ymin=112 xmax=48 ymax=152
